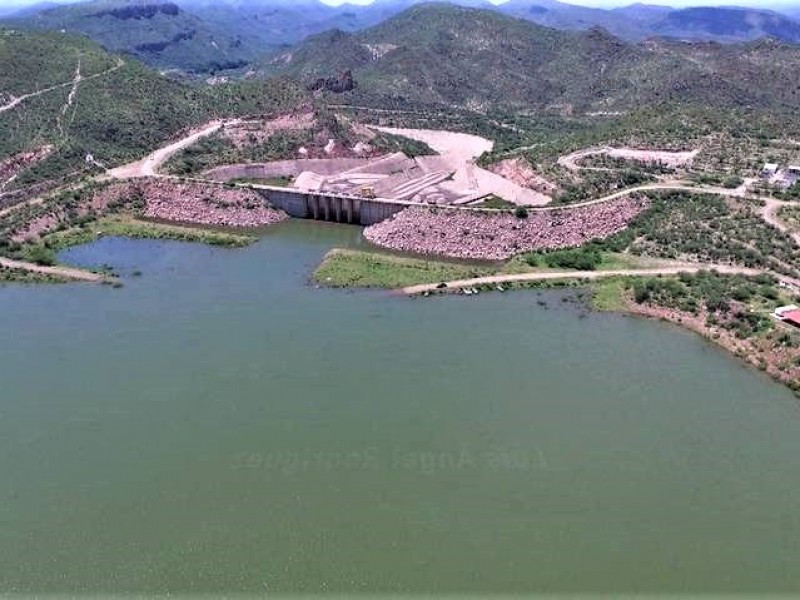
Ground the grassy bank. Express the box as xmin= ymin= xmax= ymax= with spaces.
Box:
xmin=591 ymin=278 xmax=628 ymax=311
xmin=314 ymin=247 xmax=660 ymax=290
xmin=41 ymin=215 xmax=255 ymax=252
xmin=313 ymin=248 xmax=495 ymax=288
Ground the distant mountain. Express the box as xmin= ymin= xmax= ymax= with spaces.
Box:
xmin=2 ymin=0 xmax=261 ymax=72
xmin=6 ymin=0 xmax=800 ymax=75
xmin=263 ymin=3 xmax=800 ymax=114
xmin=497 ymin=0 xmax=651 ymax=39
xmin=612 ymin=3 xmax=673 ymax=25
xmin=0 ymin=2 xmax=64 ymax=18
xmin=179 ymin=0 xmax=406 ymax=48
xmin=651 ymin=7 xmax=800 ymax=43
xmin=497 ymin=1 xmax=800 ymax=43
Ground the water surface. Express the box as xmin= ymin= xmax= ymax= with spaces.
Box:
xmin=1 ymin=221 xmax=799 ymax=594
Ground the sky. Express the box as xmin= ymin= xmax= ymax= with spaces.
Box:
xmin=0 ymin=0 xmax=797 ymax=10
xmin=317 ymin=0 xmax=800 ymax=6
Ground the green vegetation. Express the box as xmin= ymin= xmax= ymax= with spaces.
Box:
xmin=266 ymin=4 xmax=800 ymax=119
xmin=525 ymin=247 xmax=603 ymax=271
xmin=313 ymin=248 xmax=493 ymax=288
xmin=164 ymin=129 xmax=312 ymax=175
xmin=623 ymin=271 xmax=800 ymax=388
xmin=629 ymin=271 xmax=781 ymax=326
xmin=0 ymin=264 xmax=65 ymax=284
xmin=3 ymin=1 xmax=262 ymax=74
xmin=555 ymin=170 xmax=654 ymax=204
xmin=369 ymin=131 xmax=435 ymax=158
xmin=518 ymin=247 xmax=646 ymax=273
xmin=474 ymin=195 xmax=516 ymax=210
xmin=0 ymin=30 xmax=307 ymax=186
xmin=41 ymin=215 xmax=254 ymax=251
xmin=20 ymin=243 xmax=57 ymax=266
xmin=591 ymin=278 xmax=628 ymax=311
xmin=777 ymin=205 xmax=800 ymax=231
xmin=230 ymin=176 xmax=293 ymax=187
xmin=594 ymin=191 xmax=800 ymax=279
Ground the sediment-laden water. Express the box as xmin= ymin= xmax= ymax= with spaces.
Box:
xmin=1 ymin=220 xmax=799 ymax=594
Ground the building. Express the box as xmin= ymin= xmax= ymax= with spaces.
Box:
xmin=774 ymin=305 xmax=800 ymax=328
xmin=762 ymin=163 xmax=779 ymax=177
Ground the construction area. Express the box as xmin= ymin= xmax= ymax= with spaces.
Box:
xmin=299 ymin=126 xmax=552 ymax=206
xmin=254 ymin=127 xmax=550 ymax=207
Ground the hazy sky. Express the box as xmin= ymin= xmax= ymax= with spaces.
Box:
xmin=319 ymin=0 xmax=800 ymax=6
xmin=0 ymin=0 xmax=797 ymax=10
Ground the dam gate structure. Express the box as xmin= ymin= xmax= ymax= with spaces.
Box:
xmin=252 ymin=186 xmax=408 ymax=226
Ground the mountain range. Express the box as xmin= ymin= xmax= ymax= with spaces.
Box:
xmin=4 ymin=0 xmax=800 ymax=74
xmin=261 ymin=3 xmax=800 ymax=115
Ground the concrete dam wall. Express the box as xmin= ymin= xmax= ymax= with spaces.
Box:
xmin=253 ymin=186 xmax=409 ymax=226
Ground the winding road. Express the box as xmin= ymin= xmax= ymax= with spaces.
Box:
xmin=761 ymin=198 xmax=800 ymax=245
xmin=105 ymin=120 xmax=231 ymax=179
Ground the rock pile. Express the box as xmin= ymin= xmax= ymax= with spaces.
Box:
xmin=140 ymin=181 xmax=288 ymax=227
xmin=364 ymin=197 xmax=649 ymax=260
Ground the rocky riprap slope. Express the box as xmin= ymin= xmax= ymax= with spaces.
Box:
xmin=364 ymin=196 xmax=649 ymax=261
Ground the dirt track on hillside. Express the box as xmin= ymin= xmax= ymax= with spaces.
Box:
xmin=0 ymin=57 xmax=123 ymax=115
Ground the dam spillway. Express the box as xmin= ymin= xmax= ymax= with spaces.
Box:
xmin=252 ymin=186 xmax=409 ymax=226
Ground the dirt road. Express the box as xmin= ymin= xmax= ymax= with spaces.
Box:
xmin=761 ymin=199 xmax=800 ymax=245
xmin=106 ymin=120 xmax=234 ymax=179
xmin=557 ymin=147 xmax=699 ymax=172
xmin=402 ymin=264 xmax=764 ymax=295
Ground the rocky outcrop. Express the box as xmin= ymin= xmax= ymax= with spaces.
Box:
xmin=308 ymin=70 xmax=355 ymax=94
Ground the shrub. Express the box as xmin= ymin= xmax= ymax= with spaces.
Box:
xmin=23 ymin=244 xmax=57 ymax=266
xmin=542 ymin=247 xmax=602 ymax=271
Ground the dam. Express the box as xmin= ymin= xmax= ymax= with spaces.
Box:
xmin=250 ymin=185 xmax=411 ymax=226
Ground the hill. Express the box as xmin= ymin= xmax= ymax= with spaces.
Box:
xmin=7 ymin=0 xmax=800 ymax=76
xmin=0 ymin=29 xmax=305 ymax=187
xmin=262 ymin=4 xmax=800 ymax=115
xmin=3 ymin=0 xmax=260 ymax=73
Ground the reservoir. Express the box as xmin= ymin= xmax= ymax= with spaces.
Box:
xmin=1 ymin=221 xmax=799 ymax=594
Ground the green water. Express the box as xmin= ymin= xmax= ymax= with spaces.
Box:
xmin=1 ymin=220 xmax=800 ymax=595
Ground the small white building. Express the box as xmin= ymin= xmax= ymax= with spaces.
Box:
xmin=762 ymin=163 xmax=779 ymax=177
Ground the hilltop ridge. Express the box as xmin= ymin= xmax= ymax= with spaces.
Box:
xmin=5 ymin=0 xmax=800 ymax=74
xmin=263 ymin=3 xmax=800 ymax=114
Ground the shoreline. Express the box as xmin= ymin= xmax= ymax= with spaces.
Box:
xmin=619 ymin=298 xmax=800 ymax=395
